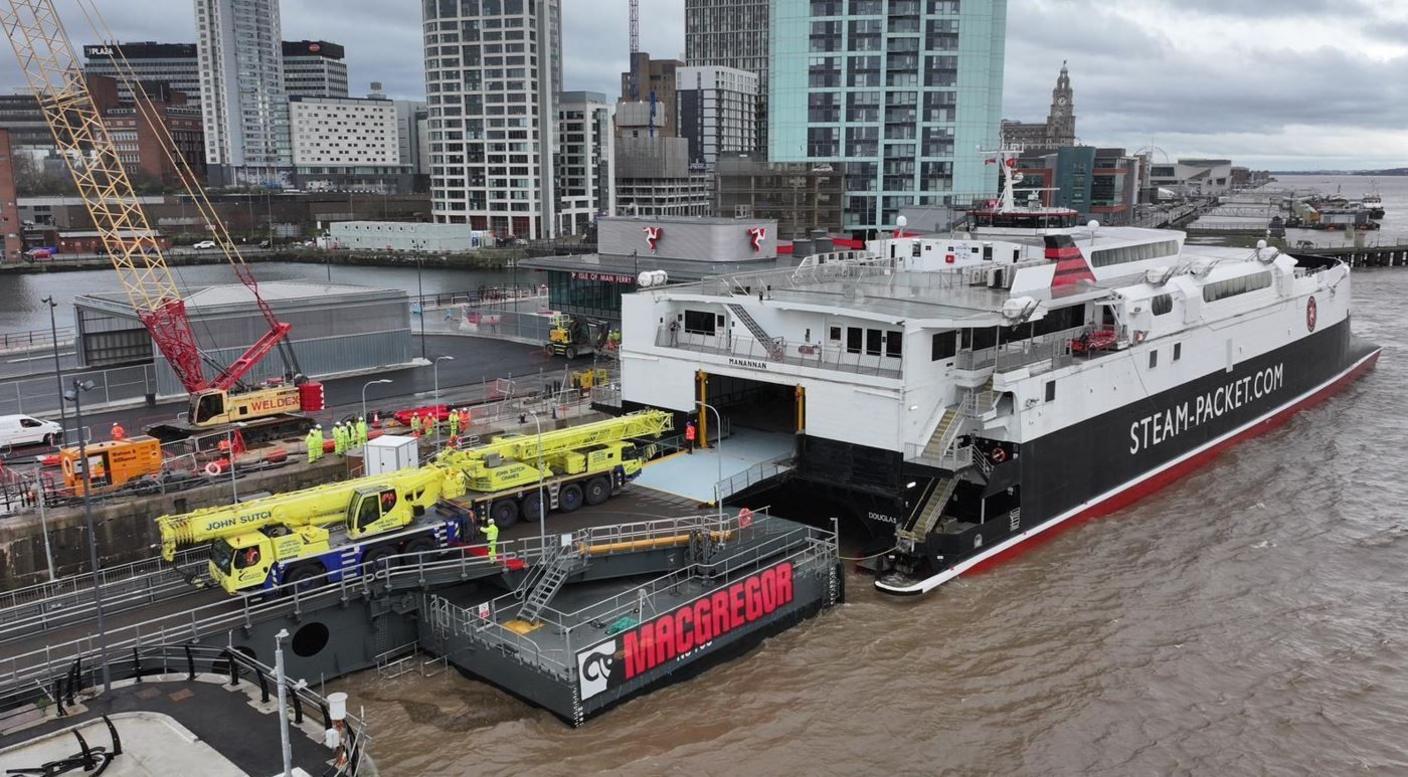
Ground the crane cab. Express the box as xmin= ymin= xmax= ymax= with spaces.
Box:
xmin=347 ymin=485 xmax=419 ymax=540
xmin=210 ymin=525 xmax=331 ymax=593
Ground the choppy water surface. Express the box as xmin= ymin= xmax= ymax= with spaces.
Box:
xmin=333 ymin=269 xmax=1408 ymax=776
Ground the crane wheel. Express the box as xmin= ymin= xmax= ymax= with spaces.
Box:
xmin=283 ymin=563 xmax=324 ymax=594
xmin=521 ymin=492 xmax=545 ymax=522
xmin=402 ymin=537 xmax=435 ymax=561
xmin=559 ymin=484 xmax=584 ymax=513
xmin=565 ymin=346 xmax=578 ymax=360
xmin=584 ymin=476 xmax=611 ymax=506
xmin=361 ymin=546 xmax=396 ymax=576
xmin=490 ymin=499 xmax=520 ymax=528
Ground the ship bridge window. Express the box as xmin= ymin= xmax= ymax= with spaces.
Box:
xmin=1089 ymin=239 xmax=1179 ymax=268
xmin=684 ymin=309 xmax=716 ymax=335
xmin=1151 ymin=294 xmax=1173 ymax=316
xmin=1202 ymin=271 xmax=1272 ymax=303
xmin=931 ymin=331 xmax=957 ymax=361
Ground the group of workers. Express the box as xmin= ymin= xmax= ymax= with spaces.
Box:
xmin=305 ymin=417 xmax=370 ymax=464
xmin=304 ymin=407 xmax=478 ymax=463
xmin=406 ymin=407 xmax=473 ymax=441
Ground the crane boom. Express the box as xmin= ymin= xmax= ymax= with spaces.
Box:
xmin=442 ymin=411 xmax=672 ymax=465
xmin=2 ymin=0 xmax=301 ymax=396
xmin=1 ymin=0 xmax=210 ymax=391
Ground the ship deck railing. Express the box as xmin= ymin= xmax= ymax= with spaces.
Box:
xmin=655 ymin=327 xmax=903 ymax=379
xmin=957 ymin=323 xmax=1122 ymax=376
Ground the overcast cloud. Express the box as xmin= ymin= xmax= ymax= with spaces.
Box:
xmin=7 ymin=0 xmax=1405 ymax=169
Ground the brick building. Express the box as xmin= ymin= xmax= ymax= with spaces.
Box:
xmin=0 ymin=129 xmax=22 ymax=261
xmin=99 ymin=80 xmax=206 ymax=186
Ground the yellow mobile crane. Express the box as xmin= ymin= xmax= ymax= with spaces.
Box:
xmin=156 ymin=411 xmax=672 ymax=593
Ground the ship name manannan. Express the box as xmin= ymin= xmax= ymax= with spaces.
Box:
xmin=728 ymin=357 xmax=768 ymax=370
xmin=1129 ymin=364 xmax=1284 ymax=455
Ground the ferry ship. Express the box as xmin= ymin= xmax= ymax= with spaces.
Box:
xmin=616 ymin=160 xmax=1380 ymax=597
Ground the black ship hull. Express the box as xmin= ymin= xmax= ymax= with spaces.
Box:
xmin=876 ymin=318 xmax=1380 ymax=595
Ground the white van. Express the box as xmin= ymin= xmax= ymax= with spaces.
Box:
xmin=0 ymin=414 xmax=63 ymax=448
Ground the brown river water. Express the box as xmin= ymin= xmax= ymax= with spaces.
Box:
xmin=334 ymin=267 xmax=1408 ymax=777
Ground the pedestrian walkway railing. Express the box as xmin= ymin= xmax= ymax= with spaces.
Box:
xmin=0 ymin=325 xmax=75 ymax=355
xmin=0 ymin=642 xmax=371 ymax=776
xmin=714 ymin=454 xmax=796 ymax=502
xmin=0 ymin=363 xmax=156 ymax=417
xmin=0 ymin=546 xmax=212 ymax=645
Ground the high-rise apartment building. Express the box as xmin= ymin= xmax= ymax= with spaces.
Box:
xmin=282 ymin=41 xmax=349 ymax=99
xmin=195 ymin=0 xmax=292 ymax=186
xmin=557 ymin=91 xmax=615 ymax=237
xmin=685 ymin=0 xmax=770 ymax=152
xmin=676 ymin=66 xmax=758 ymax=171
xmin=769 ymin=0 xmax=1007 ymax=230
xmin=422 ymin=0 xmax=563 ymax=239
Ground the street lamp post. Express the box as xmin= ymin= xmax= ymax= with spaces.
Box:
xmin=416 ymin=258 xmax=428 ymax=360
xmin=524 ymin=409 xmax=546 ymax=548
xmin=66 ymin=378 xmax=110 ymax=692
xmin=696 ymin=401 xmax=724 ymax=518
xmin=361 ymin=379 xmax=393 ymax=422
xmin=41 ymin=296 xmax=67 ymax=440
xmin=433 ymin=356 xmax=455 ymax=449
xmin=274 ymin=629 xmax=294 ymax=777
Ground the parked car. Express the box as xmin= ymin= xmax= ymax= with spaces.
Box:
xmin=192 ymin=240 xmax=217 ymax=250
xmin=23 ymin=248 xmax=53 ymax=262
xmin=0 ymin=414 xmax=62 ymax=448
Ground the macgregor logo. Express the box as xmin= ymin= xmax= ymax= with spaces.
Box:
xmin=728 ymin=357 xmax=768 ymax=370
xmin=573 ymin=561 xmax=794 ymax=699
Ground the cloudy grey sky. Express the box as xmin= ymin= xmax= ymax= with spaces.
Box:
xmin=11 ymin=0 xmax=1407 ymax=169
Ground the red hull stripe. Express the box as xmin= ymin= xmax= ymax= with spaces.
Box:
xmin=876 ymin=347 xmax=1382 ymax=595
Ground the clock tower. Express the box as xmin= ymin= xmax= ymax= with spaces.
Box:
xmin=1046 ymin=61 xmax=1076 ymax=147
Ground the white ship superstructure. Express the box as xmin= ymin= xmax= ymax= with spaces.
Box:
xmin=619 ymin=217 xmax=1379 ymax=595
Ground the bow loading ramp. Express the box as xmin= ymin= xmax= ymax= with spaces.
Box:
xmin=422 ymin=512 xmax=842 ymax=725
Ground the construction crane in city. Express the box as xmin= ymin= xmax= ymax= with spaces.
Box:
xmin=0 ymin=0 xmax=322 ymax=444
xmin=628 ymin=0 xmax=640 ymax=100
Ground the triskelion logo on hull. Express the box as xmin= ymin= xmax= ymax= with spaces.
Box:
xmin=576 ymin=638 xmax=616 ymax=700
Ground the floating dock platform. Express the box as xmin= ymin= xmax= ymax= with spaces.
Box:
xmin=420 ymin=512 xmax=842 ymax=725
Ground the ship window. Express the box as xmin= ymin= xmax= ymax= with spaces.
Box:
xmin=931 ymin=331 xmax=956 ymax=361
xmin=684 ymin=309 xmax=715 ymax=335
xmin=1045 ymin=380 xmax=1056 ymax=402
xmin=1151 ymin=294 xmax=1173 ymax=316
xmin=885 ymin=331 xmax=903 ymax=358
xmin=1174 ymin=343 xmax=1182 ymax=361
xmin=1149 ymin=350 xmax=1158 ymax=369
xmin=846 ymin=327 xmax=862 ymax=354
xmin=829 ymin=326 xmax=841 ymax=342
xmin=866 ymin=329 xmax=883 ymax=356
xmin=1203 ymin=272 xmax=1272 ymax=303
xmin=1089 ymin=239 xmax=1179 ymax=268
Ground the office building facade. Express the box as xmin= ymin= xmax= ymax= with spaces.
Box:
xmin=288 ymin=95 xmax=412 ymax=193
xmin=769 ymin=0 xmax=1007 ymax=230
xmin=282 ymin=41 xmax=349 ymax=98
xmin=557 ymin=91 xmax=615 ymax=237
xmin=676 ymin=66 xmax=758 ymax=171
xmin=83 ymin=42 xmax=201 ymax=104
xmin=715 ymin=151 xmax=844 ymax=237
xmin=195 ymin=0 xmax=293 ymax=186
xmin=685 ymin=0 xmax=770 ymax=152
xmin=422 ymin=0 xmax=563 ymax=239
